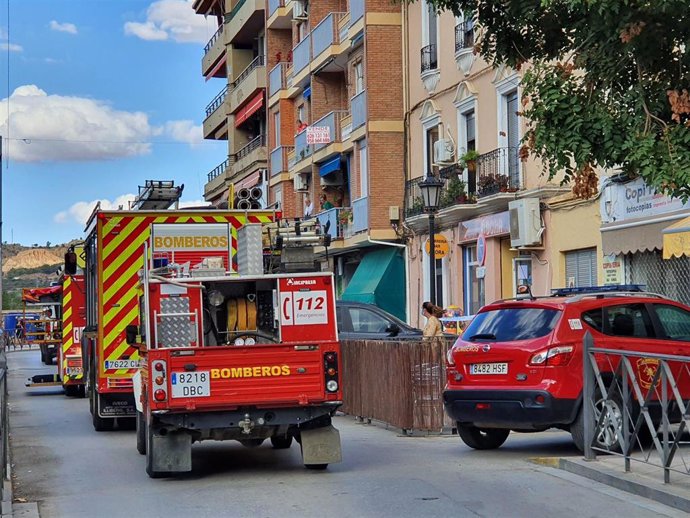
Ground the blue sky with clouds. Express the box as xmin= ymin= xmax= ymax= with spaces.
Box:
xmin=0 ymin=0 xmax=226 ymax=245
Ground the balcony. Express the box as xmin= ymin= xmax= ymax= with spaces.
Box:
xmin=293 ymin=128 xmax=312 ymax=166
xmin=269 ymin=62 xmax=290 ymax=99
xmin=226 ymin=0 xmax=264 ymax=45
xmin=351 ymin=0 xmax=365 ymax=24
xmin=233 ymin=134 xmax=267 ymax=175
xmin=312 ymin=110 xmax=348 ymax=156
xmin=229 ymin=55 xmax=266 ymax=112
xmin=404 ymin=175 xmax=477 ymax=220
xmin=202 ymin=23 xmax=226 ymax=78
xmin=312 ymin=12 xmax=346 ymax=60
xmin=351 ymin=90 xmax=366 ymax=130
xmin=292 ymin=34 xmax=311 ymax=79
xmin=203 ymin=85 xmax=229 ymax=139
xmin=421 ymin=44 xmax=438 ymax=73
xmin=316 ymin=207 xmax=349 ymax=240
xmin=267 ymin=0 xmax=292 ymax=29
xmin=270 ymin=145 xmax=293 ymax=177
xmin=192 ymin=0 xmax=217 ymax=14
xmin=345 ymin=196 xmax=369 ymax=237
xmin=454 ymin=20 xmax=476 ymax=75
xmin=204 ymin=157 xmax=234 ymax=199
xmin=476 ymin=148 xmax=521 ymax=198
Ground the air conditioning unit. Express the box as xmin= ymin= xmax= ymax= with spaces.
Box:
xmin=509 ymin=198 xmax=542 ymax=247
xmin=293 ymin=172 xmax=309 ymax=192
xmin=433 ymin=139 xmax=455 ymax=164
xmin=320 ymin=170 xmax=344 ymax=187
xmin=293 ymin=0 xmax=308 ymax=19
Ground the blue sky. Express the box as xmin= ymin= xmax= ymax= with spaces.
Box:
xmin=0 ymin=0 xmax=227 ymax=245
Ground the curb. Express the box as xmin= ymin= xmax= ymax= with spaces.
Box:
xmin=531 ymin=457 xmax=690 ymax=514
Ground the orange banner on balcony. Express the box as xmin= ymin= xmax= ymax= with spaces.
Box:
xmin=234 ymin=92 xmax=264 ymax=127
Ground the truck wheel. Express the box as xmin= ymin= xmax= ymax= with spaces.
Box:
xmin=145 ymin=420 xmax=169 ymax=478
xmin=77 ymin=385 xmax=86 ymax=399
xmin=92 ymin=393 xmax=114 ymax=432
xmin=239 ymin=439 xmax=265 ymax=448
xmin=270 ymin=435 xmax=293 ymax=449
xmin=64 ymin=385 xmax=79 ymax=398
xmin=305 ymin=464 xmax=328 ymax=470
xmin=457 ymin=424 xmax=509 ymax=450
xmin=136 ymin=411 xmax=146 ymax=455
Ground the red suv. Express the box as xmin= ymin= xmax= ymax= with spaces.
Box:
xmin=443 ymin=286 xmax=690 ymax=451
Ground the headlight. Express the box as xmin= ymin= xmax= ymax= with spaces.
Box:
xmin=244 ymin=337 xmax=256 ymax=346
xmin=234 ymin=337 xmax=245 ymax=346
xmin=208 ymin=290 xmax=224 ymax=307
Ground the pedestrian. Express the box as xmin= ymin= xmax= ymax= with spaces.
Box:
xmin=304 ymin=195 xmax=314 ymax=217
xmin=296 ymin=119 xmax=308 ymax=133
xmin=320 ymin=194 xmax=333 ymax=210
xmin=421 ymin=301 xmax=444 ymax=339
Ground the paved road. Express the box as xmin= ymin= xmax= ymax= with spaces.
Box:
xmin=7 ymin=349 xmax=685 ymax=518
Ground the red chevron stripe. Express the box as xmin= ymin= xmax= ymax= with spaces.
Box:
xmin=102 ymin=218 xmax=153 ymax=268
xmin=103 ymin=279 xmax=139 ymax=337
xmin=102 ymin=298 xmax=139 ymax=359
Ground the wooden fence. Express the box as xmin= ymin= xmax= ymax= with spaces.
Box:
xmin=340 ymin=339 xmax=455 ymax=432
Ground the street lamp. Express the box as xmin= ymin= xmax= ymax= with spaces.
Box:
xmin=418 ymin=173 xmax=444 ymax=304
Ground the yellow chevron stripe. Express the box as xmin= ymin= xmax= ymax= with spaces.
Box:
xmin=104 ymin=289 xmax=137 ymax=326
xmin=106 ymin=340 xmax=140 ymax=377
xmin=103 ymin=256 xmax=143 ymax=305
xmin=103 ymin=303 xmax=139 ymax=351
xmin=102 ymin=215 xmax=123 ymax=236
xmin=191 ymin=216 xmax=206 ymax=223
xmin=103 ymin=216 xmax=146 ymax=260
xmin=103 ymin=228 xmax=150 ymax=280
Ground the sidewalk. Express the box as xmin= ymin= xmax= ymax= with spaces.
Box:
xmin=533 ymin=453 xmax=690 ymax=513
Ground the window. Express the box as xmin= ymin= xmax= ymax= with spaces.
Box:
xmin=425 ymin=125 xmax=440 ymax=176
xmin=273 ymin=111 xmax=281 ymax=146
xmin=421 ymin=0 xmax=438 ymax=72
xmin=347 ymin=307 xmax=390 ymax=334
xmin=464 ymin=245 xmax=485 ymax=315
xmin=297 ymin=104 xmax=305 ymax=124
xmin=513 ymin=256 xmax=532 ymax=296
xmin=565 ymin=248 xmax=597 ymax=288
xmin=654 ymin=304 xmax=690 ymax=341
xmin=462 ymin=109 xmax=476 ymax=193
xmin=462 ymin=308 xmax=561 ymax=342
xmin=455 ymin=12 xmax=474 ymax=51
xmin=354 ymin=61 xmax=364 ymax=94
xmin=358 ymin=139 xmax=368 ymax=197
xmin=582 ymin=304 xmax=655 ymax=338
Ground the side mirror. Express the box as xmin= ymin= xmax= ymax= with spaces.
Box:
xmin=385 ymin=323 xmax=400 ymax=336
xmin=125 ymin=325 xmax=140 ymax=347
xmin=64 ymin=251 xmax=78 ymax=275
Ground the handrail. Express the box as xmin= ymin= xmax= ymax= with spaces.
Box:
xmin=235 ymin=134 xmax=266 ymax=160
xmin=203 ymin=23 xmax=224 ymax=55
xmin=421 ymin=44 xmax=437 ymax=73
xmin=205 ymin=85 xmax=228 ymax=117
xmin=207 ymin=157 xmax=233 ymax=182
xmin=231 ymin=55 xmax=265 ymax=89
xmin=227 ymin=0 xmax=247 ymax=20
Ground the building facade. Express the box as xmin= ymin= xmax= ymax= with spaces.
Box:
xmin=402 ymin=2 xmax=603 ymax=327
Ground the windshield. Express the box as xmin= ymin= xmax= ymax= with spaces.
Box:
xmin=462 ymin=307 xmax=561 ymax=342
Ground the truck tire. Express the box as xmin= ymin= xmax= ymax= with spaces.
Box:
xmin=305 ymin=463 xmax=328 ymax=470
xmin=92 ymin=392 xmax=114 ymax=432
xmin=270 ymin=435 xmax=293 ymax=449
xmin=145 ymin=420 xmax=170 ymax=479
xmin=457 ymin=424 xmax=509 ymax=450
xmin=64 ymin=385 xmax=80 ymax=398
xmin=136 ymin=411 xmax=146 ymax=455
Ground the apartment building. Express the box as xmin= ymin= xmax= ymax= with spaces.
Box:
xmin=195 ymin=0 xmax=269 ymax=208
xmin=403 ymin=2 xmax=602 ymax=328
xmin=193 ymin=0 xmax=409 ymax=320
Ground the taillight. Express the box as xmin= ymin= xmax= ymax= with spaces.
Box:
xmin=152 ymin=360 xmax=167 ymax=401
xmin=529 ymin=345 xmax=574 ymax=366
xmin=446 ymin=347 xmax=456 ymax=367
xmin=324 ymin=352 xmax=339 ymax=393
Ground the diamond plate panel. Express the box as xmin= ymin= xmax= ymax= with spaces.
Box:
xmin=158 ymin=297 xmax=194 ymax=347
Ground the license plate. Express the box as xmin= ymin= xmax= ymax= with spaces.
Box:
xmin=65 ymin=367 xmax=83 ymax=376
xmin=470 ymin=362 xmax=508 ymax=375
xmin=171 ymin=371 xmax=211 ymax=398
xmin=104 ymin=360 xmax=140 ymax=370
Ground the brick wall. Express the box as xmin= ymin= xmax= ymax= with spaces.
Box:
xmin=266 ymin=28 xmax=292 ymax=70
xmin=365 ymin=25 xmax=403 ymax=120
xmin=368 ymin=132 xmax=404 ymax=230
xmin=310 ymin=72 xmax=347 ymax=121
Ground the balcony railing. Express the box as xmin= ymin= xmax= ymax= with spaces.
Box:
xmin=294 ymin=128 xmax=312 ymax=163
xmin=351 ymin=90 xmax=366 ymax=129
xmin=293 ymin=34 xmax=312 ymax=76
xmin=231 ymin=55 xmax=265 ymax=89
xmin=269 ymin=62 xmax=289 ymax=97
xmin=203 ymin=23 xmax=224 ymax=55
xmin=316 ymin=207 xmax=349 ymax=240
xmin=270 ymin=145 xmax=293 ymax=176
xmin=312 ymin=12 xmax=346 ymax=57
xmin=235 ymin=134 xmax=266 ymax=161
xmin=351 ymin=196 xmax=369 ymax=234
xmin=455 ymin=20 xmax=474 ymax=52
xmin=404 ymin=178 xmax=425 ymax=218
xmin=350 ymin=0 xmax=364 ymax=23
xmin=268 ymin=0 xmax=284 ymax=18
xmin=312 ymin=110 xmax=348 ymax=152
xmin=207 ymin=157 xmax=234 ymax=182
xmin=227 ymin=0 xmax=247 ymax=20
xmin=205 ymin=85 xmax=228 ymax=117
xmin=476 ymin=147 xmax=521 ymax=197
xmin=421 ymin=44 xmax=438 ymax=73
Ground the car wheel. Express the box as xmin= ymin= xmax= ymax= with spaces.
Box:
xmin=270 ymin=435 xmax=293 ymax=449
xmin=457 ymin=424 xmax=509 ymax=450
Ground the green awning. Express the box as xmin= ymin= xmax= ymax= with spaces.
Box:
xmin=341 ymin=248 xmax=406 ymax=320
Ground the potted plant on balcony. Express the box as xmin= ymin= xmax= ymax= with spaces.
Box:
xmin=459 ymin=149 xmax=480 ymax=173
xmin=338 ymin=208 xmax=353 ymax=226
xmin=441 ymin=176 xmax=469 ymax=205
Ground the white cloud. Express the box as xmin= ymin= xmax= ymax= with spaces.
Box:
xmin=0 ymin=85 xmax=202 ymax=162
xmin=125 ymin=0 xmax=211 ymax=44
xmin=54 ymin=194 xmax=137 ymax=225
xmin=0 ymin=43 xmax=22 ymax=52
xmin=164 ymin=120 xmax=203 ymax=147
xmin=49 ymin=20 xmax=78 ymax=35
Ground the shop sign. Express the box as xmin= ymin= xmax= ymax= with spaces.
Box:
xmin=602 ymin=253 xmax=624 ymax=285
xmin=601 ymin=177 xmax=689 ymax=224
xmin=425 ymin=234 xmax=450 ymax=258
xmin=477 ymin=234 xmax=487 ymax=266
xmin=458 ymin=211 xmax=511 ymax=242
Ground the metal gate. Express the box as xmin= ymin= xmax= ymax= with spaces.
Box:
xmin=625 ymin=251 xmax=690 ymax=305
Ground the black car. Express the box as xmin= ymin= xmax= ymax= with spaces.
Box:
xmin=335 ymin=301 xmax=423 ymax=340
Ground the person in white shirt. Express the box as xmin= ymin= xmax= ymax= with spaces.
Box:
xmin=304 ymin=195 xmax=314 ymax=217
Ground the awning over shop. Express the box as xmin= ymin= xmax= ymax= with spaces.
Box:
xmin=234 ymin=92 xmax=264 ymax=127
xmin=319 ymin=155 xmax=341 ymax=177
xmin=601 ymin=219 xmax=672 ymax=255
xmin=235 ymin=170 xmax=261 ymax=189
xmin=205 ymin=55 xmax=227 ymax=81
xmin=303 ymin=85 xmax=312 ymax=99
xmin=341 ymin=248 xmax=405 ymax=321
xmin=663 ymin=215 xmax=690 ymax=259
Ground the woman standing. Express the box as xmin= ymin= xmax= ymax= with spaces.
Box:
xmin=422 ymin=301 xmax=444 ymax=339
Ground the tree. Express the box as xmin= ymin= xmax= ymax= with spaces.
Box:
xmin=417 ymin=0 xmax=690 ymax=200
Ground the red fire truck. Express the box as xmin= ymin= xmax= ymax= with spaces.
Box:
xmin=82 ymin=208 xmax=275 ymax=431
xmin=128 ymin=223 xmax=342 ymax=477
